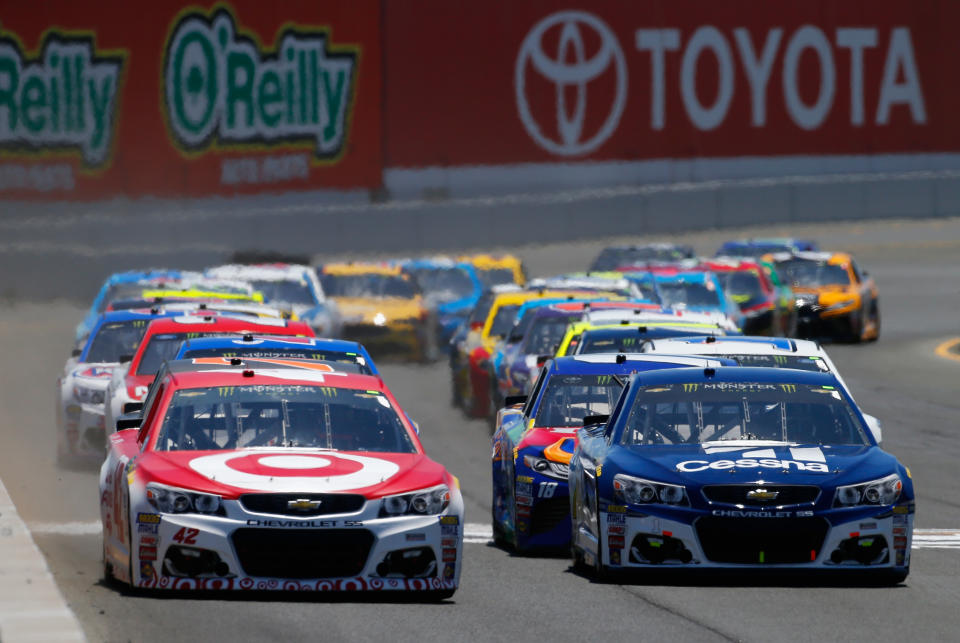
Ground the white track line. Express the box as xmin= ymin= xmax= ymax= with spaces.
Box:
xmin=26 ymin=521 xmax=960 ymax=549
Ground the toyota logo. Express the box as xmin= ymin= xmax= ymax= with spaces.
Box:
xmin=515 ymin=11 xmax=627 ymax=156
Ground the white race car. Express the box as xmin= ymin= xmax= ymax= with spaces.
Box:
xmin=206 ymin=264 xmax=342 ymax=337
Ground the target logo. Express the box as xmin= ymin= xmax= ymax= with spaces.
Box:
xmin=189 ymin=450 xmax=400 ymax=492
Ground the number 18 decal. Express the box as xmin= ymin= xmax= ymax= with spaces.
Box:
xmin=538 ymin=482 xmax=558 ymax=498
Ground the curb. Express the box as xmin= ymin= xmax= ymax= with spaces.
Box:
xmin=0 ymin=479 xmax=85 ymax=642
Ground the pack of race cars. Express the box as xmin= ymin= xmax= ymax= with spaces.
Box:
xmin=63 ymin=240 xmax=910 ymax=599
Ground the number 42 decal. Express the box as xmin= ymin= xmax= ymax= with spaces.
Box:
xmin=172 ymin=527 xmax=199 ymax=545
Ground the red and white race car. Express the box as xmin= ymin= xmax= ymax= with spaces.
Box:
xmin=100 ymin=359 xmax=463 ymax=596
xmin=103 ymin=315 xmax=315 ymax=439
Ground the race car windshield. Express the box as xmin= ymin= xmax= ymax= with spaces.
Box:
xmin=620 ymin=382 xmax=869 ymax=446
xmin=406 ymin=267 xmax=475 ymax=302
xmin=534 ymin=374 xmax=624 ymax=427
xmin=321 ymin=274 xmax=418 ymax=298
xmin=488 ymin=304 xmax=520 ymax=338
xmin=591 ymin=246 xmax=692 ymax=271
xmin=85 ymin=320 xmax=148 ymax=362
xmin=248 ymin=280 xmax=317 ymax=306
xmin=577 ymin=326 xmax=717 ymax=354
xmin=776 ymin=259 xmax=851 ymax=287
xmin=476 ymin=268 xmax=516 ymax=289
xmin=154 ymin=385 xmax=416 ymax=453
xmin=656 ymin=282 xmax=722 ymax=308
xmin=179 ymin=348 xmax=372 ymax=374
xmin=525 ymin=317 xmax=576 ymax=354
xmin=726 ymin=354 xmax=831 ymax=373
xmin=137 ymin=332 xmax=225 ymax=375
xmin=715 ymin=271 xmax=766 ymax=308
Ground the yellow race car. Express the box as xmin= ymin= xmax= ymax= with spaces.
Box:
xmin=318 ymin=262 xmax=436 ymax=361
xmin=764 ymin=251 xmax=880 ymax=342
xmin=458 ymin=253 xmax=526 ymax=288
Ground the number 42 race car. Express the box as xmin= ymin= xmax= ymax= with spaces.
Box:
xmin=100 ymin=359 xmax=463 ymax=596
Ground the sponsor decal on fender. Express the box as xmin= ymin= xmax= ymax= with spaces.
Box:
xmin=163 ymin=7 xmax=358 ymax=160
xmin=137 ymin=512 xmax=161 ymax=524
xmin=0 ymin=28 xmax=125 ymax=166
xmin=678 ymin=458 xmax=829 ymax=472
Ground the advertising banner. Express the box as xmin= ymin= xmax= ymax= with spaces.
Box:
xmin=385 ymin=1 xmax=955 ymax=168
xmin=0 ymin=1 xmax=381 ymax=200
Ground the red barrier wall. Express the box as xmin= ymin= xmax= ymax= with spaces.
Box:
xmin=0 ymin=1 xmax=381 ymax=199
xmin=385 ymin=1 xmax=954 ymax=167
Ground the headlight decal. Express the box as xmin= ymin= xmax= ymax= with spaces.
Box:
xmin=379 ymin=485 xmax=450 ymax=517
xmin=834 ymin=473 xmax=902 ymax=508
xmin=613 ymin=473 xmax=689 ymax=507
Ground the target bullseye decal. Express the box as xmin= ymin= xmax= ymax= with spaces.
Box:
xmin=189 ymin=451 xmax=399 ymax=492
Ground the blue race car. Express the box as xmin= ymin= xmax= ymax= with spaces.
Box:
xmin=491 ymin=353 xmax=730 ymax=553
xmin=715 ymin=238 xmax=820 ymax=258
xmin=570 ymin=366 xmax=914 ymax=582
xmin=76 ymin=270 xmax=187 ymax=344
xmin=173 ymin=335 xmax=379 ymax=375
xmin=399 ymin=258 xmax=484 ymax=350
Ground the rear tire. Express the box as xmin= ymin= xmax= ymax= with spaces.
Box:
xmin=422 ymin=589 xmax=456 ymax=601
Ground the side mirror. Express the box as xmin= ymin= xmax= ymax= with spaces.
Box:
xmin=123 ymin=402 xmax=144 ymax=415
xmin=119 ymin=354 xmax=133 ymax=364
xmin=864 ymin=413 xmax=882 ymax=444
xmin=116 ymin=412 xmax=142 ymax=431
xmin=583 ymin=414 xmax=609 ymax=427
xmin=70 ymin=348 xmax=82 ymax=358
xmin=504 ymin=395 xmax=527 ymax=408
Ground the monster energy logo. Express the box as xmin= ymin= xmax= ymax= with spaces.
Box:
xmin=683 ymin=383 xmax=700 ymax=392
xmin=164 ymin=9 xmax=357 ymax=158
xmin=0 ymin=32 xmax=124 ymax=166
xmin=773 ymin=356 xmax=788 ymax=365
xmin=780 ymin=384 xmax=797 ymax=393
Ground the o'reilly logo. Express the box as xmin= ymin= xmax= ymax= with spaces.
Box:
xmin=0 ymin=33 xmax=124 ymax=166
xmin=164 ymin=9 xmax=357 ymax=158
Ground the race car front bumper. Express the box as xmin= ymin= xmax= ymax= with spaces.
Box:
xmin=593 ymin=504 xmax=913 ymax=574
xmin=129 ymin=504 xmax=463 ymax=592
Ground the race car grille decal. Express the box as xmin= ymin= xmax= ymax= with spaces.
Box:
xmin=231 ymin=528 xmax=374 ymax=579
xmin=701 ymin=485 xmax=821 ymax=507
xmin=240 ymin=493 xmax=365 ymax=517
xmin=694 ymin=516 xmax=829 ymax=564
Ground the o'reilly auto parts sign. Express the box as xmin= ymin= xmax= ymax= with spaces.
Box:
xmin=164 ymin=8 xmax=357 ymax=160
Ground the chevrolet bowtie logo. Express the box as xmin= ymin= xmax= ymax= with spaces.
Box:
xmin=287 ymin=498 xmax=322 ymax=512
xmin=746 ymin=488 xmax=779 ymax=502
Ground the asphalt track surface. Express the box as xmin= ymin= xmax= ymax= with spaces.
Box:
xmin=0 ymin=216 xmax=959 ymax=642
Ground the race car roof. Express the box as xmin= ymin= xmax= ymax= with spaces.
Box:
xmin=165 ymin=366 xmax=384 ymax=392
xmin=320 ymin=262 xmax=402 ymax=276
xmin=141 ymin=315 xmax=311 ymax=336
xmin=765 ymin=251 xmax=852 ymax=264
xmin=175 ymin=335 xmax=365 ymax=351
xmin=643 ymin=336 xmax=823 ymax=356
xmin=628 ymin=365 xmax=843 ymax=388
xmin=206 ymin=263 xmax=314 ymax=282
xmin=549 ymin=353 xmax=729 ymax=374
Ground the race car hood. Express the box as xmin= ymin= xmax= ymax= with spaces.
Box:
xmin=137 ymin=449 xmax=448 ymax=499
xmin=333 ymin=297 xmax=425 ymax=324
xmin=793 ymin=285 xmax=858 ymax=304
xmin=608 ymin=442 xmax=900 ymax=487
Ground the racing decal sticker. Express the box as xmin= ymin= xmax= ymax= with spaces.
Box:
xmin=442 ymin=548 xmax=457 ymax=563
xmin=608 ymin=535 xmax=625 ymax=548
xmin=0 ymin=28 xmax=126 ymax=168
xmin=188 ymin=450 xmax=399 ymax=492
xmin=439 ymin=515 xmax=459 ymax=525
xmin=517 ymin=475 xmax=534 ymax=484
xmin=441 ymin=524 xmax=459 ymax=536
xmin=139 ymin=546 xmax=157 ymax=561
xmin=516 ymin=505 xmax=531 ymax=517
xmin=163 ymin=7 xmax=358 ymax=161
xmin=406 ymin=533 xmax=426 ymax=542
xmin=442 ymin=564 xmax=455 ymax=581
xmin=139 ymin=575 xmax=456 ymax=592
xmin=609 ymin=548 xmax=622 ymax=566
xmin=679 ymin=445 xmax=829 ymax=473
xmin=137 ymin=512 xmax=160 ymax=524
xmin=441 ymin=537 xmax=457 ymax=548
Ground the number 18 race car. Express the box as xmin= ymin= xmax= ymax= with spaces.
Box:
xmin=100 ymin=360 xmax=463 ymax=596
xmin=570 ymin=366 xmax=914 ymax=583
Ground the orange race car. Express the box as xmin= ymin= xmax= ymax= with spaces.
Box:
xmin=764 ymin=251 xmax=879 ymax=342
